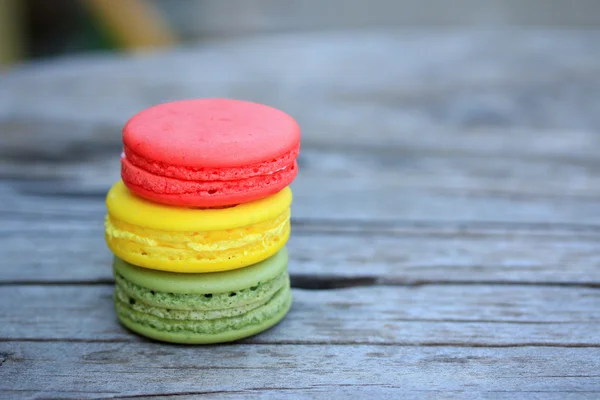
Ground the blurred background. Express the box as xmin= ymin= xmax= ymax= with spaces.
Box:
xmin=3 ymin=0 xmax=600 ymax=66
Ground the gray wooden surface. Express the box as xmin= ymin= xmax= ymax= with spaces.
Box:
xmin=1 ymin=30 xmax=599 ymax=399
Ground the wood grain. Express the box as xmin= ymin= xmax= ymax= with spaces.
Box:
xmin=1 ymin=218 xmax=599 ymax=285
xmin=1 ymin=32 xmax=599 ymax=230
xmin=1 ymin=142 xmax=599 ymax=225
xmin=1 ymin=342 xmax=599 ymax=399
xmin=2 ymin=31 xmax=600 ymax=136
xmin=1 ymin=30 xmax=600 ymax=398
xmin=1 ymin=285 xmax=598 ymax=345
xmin=4 ymin=141 xmax=599 ymax=198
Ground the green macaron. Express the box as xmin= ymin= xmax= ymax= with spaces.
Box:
xmin=113 ymin=248 xmax=292 ymax=344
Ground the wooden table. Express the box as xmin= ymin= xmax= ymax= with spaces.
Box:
xmin=1 ymin=30 xmax=599 ymax=398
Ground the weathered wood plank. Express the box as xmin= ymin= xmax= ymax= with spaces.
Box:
xmin=2 ymin=121 xmax=599 ymax=225
xmin=3 ymin=142 xmax=600 ymax=198
xmin=1 ymin=33 xmax=600 ymax=227
xmin=2 ymin=183 xmax=600 ymax=230
xmin=2 ymin=30 xmax=600 ymax=399
xmin=2 ymin=285 xmax=598 ymax=345
xmin=2 ymin=183 xmax=598 ymax=226
xmin=89 ymin=392 xmax=600 ymax=400
xmin=1 ymin=32 xmax=599 ymax=226
xmin=1 ymin=342 xmax=599 ymax=399
xmin=3 ymin=32 xmax=600 ymax=144
xmin=1 ymin=217 xmax=599 ymax=285
xmin=2 ymin=136 xmax=600 ymax=223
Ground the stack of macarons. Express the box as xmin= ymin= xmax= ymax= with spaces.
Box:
xmin=104 ymin=99 xmax=300 ymax=344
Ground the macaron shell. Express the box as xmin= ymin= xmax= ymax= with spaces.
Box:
xmin=115 ymin=283 xmax=293 ymax=344
xmin=113 ymin=248 xmax=288 ymax=295
xmin=123 ymin=98 xmax=300 ymax=168
xmin=106 ymin=180 xmax=292 ymax=232
xmin=122 ymin=159 xmax=298 ymax=207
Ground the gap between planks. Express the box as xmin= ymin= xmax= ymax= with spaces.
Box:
xmin=4 ymin=219 xmax=599 ymax=285
xmin=3 ymin=285 xmax=598 ymax=345
xmin=2 ymin=340 xmax=599 ymax=398
xmin=3 ymin=213 xmax=600 ymax=237
xmin=0 ymin=278 xmax=599 ymax=289
xmin=1 ymin=338 xmax=600 ymax=348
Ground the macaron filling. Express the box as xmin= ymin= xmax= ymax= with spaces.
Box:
xmin=115 ymin=284 xmax=292 ymax=335
xmin=114 ymin=268 xmax=288 ymax=314
xmin=123 ymin=145 xmax=299 ymax=182
xmin=121 ymin=157 xmax=298 ymax=200
xmin=105 ymin=210 xmax=290 ymax=272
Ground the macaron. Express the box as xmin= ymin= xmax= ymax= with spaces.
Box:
xmin=121 ymin=98 xmax=300 ymax=207
xmin=113 ymin=248 xmax=292 ymax=344
xmin=105 ymin=180 xmax=291 ymax=273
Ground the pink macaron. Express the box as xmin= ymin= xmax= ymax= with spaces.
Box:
xmin=121 ymin=98 xmax=300 ymax=207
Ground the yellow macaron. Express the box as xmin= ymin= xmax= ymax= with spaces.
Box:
xmin=105 ymin=181 xmax=291 ymax=273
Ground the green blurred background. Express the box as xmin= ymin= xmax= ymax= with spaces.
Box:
xmin=2 ymin=0 xmax=600 ymax=66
